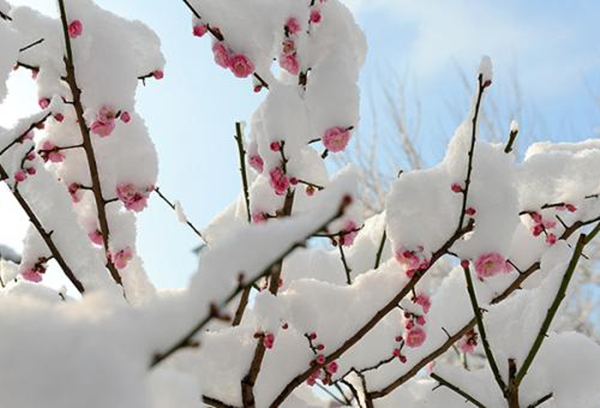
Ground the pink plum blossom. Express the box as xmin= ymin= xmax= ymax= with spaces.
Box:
xmin=116 ymin=183 xmax=150 ymax=212
xmin=22 ymin=269 xmax=42 ymax=283
xmin=249 ymin=155 xmax=264 ymax=173
xmin=153 ymin=70 xmax=164 ymax=80
xmin=38 ymin=98 xmax=50 ymax=109
xmin=120 ymin=111 xmax=131 ymax=123
xmin=451 ymin=183 xmax=463 ymax=193
xmin=114 ymin=247 xmax=134 ymax=270
xmin=326 ymin=362 xmax=338 ymax=374
xmin=285 ymin=17 xmax=301 ymax=34
xmin=263 ymin=333 xmax=275 ymax=349
xmin=252 ymin=212 xmax=267 ymax=224
xmin=41 ymin=141 xmax=65 ymax=163
xmin=68 ymin=183 xmax=82 ymax=203
xmin=269 ymin=167 xmax=289 ymax=196
xmin=212 ymin=42 xmax=231 ymax=68
xmin=91 ymin=106 xmax=117 ymax=137
xmin=405 ymin=327 xmax=426 ymax=348
xmin=193 ymin=24 xmax=207 ymax=37
xmin=14 ymin=170 xmax=27 ymax=183
xmin=310 ymin=10 xmax=322 ymax=24
xmin=339 ymin=220 xmax=358 ymax=247
xmin=414 ymin=293 xmax=431 ymax=314
xmin=230 ymin=54 xmax=255 ymax=78
xmin=280 ymin=54 xmax=299 ymax=75
xmin=322 ymin=126 xmax=351 ymax=152
xmin=68 ymin=20 xmax=83 ymax=39
xmin=88 ymin=230 xmax=103 ymax=246
xmin=474 ymin=252 xmax=512 ymax=279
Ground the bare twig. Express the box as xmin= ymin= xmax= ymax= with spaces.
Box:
xmin=430 ymin=373 xmax=485 ymax=408
xmin=515 ymin=232 xmax=590 ymax=386
xmin=0 ymin=165 xmax=84 ymax=293
xmin=462 ymin=263 xmax=507 ymax=394
xmin=153 ymin=187 xmax=205 ymax=241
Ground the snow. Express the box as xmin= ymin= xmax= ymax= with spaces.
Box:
xmin=1 ymin=1 xmax=600 ymax=407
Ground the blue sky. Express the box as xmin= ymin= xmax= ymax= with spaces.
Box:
xmin=0 ymin=0 xmax=599 ymax=289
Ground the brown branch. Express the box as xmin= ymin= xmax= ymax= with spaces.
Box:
xmin=202 ymin=395 xmax=239 ymax=408
xmin=527 ymin=392 xmax=553 ymax=408
xmin=514 ymin=232 xmax=590 ymax=386
xmin=19 ymin=38 xmax=45 ymax=53
xmin=57 ymin=0 xmax=123 ymax=287
xmin=0 ymin=165 xmax=84 ymax=293
xmin=0 ymin=112 xmax=52 ymax=157
xmin=504 ymin=127 xmax=519 ymax=154
xmin=462 ymin=263 xmax=507 ymax=394
xmin=457 ymin=74 xmax=487 ymax=231
xmin=234 ymin=122 xmax=251 ymax=223
xmin=241 ymin=192 xmax=295 ymax=407
xmin=430 ymin=373 xmax=486 ymax=408
xmin=338 ymin=243 xmax=352 ymax=285
xmin=374 ymin=229 xmax=387 ymax=269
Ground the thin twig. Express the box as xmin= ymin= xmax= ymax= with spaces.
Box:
xmin=338 ymin=244 xmax=352 ymax=285
xmin=504 ymin=127 xmax=519 ymax=154
xmin=374 ymin=229 xmax=387 ymax=269
xmin=462 ymin=263 xmax=507 ymax=394
xmin=19 ymin=38 xmax=44 ymax=53
xmin=515 ymin=232 xmax=589 ymax=386
xmin=0 ymin=165 xmax=84 ymax=293
xmin=527 ymin=392 xmax=553 ymax=408
xmin=458 ymin=74 xmax=487 ymax=231
xmin=234 ymin=122 xmax=251 ymax=223
xmin=153 ymin=187 xmax=205 ymax=240
xmin=430 ymin=373 xmax=486 ymax=408
xmin=0 ymin=113 xmax=52 ymax=157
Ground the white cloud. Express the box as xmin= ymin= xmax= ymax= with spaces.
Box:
xmin=350 ymin=0 xmax=600 ymax=96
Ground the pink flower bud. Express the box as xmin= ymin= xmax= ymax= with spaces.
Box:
xmin=38 ymin=98 xmax=50 ymax=109
xmin=546 ymin=233 xmax=557 ymax=246
xmin=465 ymin=207 xmax=476 ymax=216
xmin=193 ymin=24 xmax=207 ymax=37
xmin=309 ymin=10 xmax=322 ymax=24
xmin=68 ymin=20 xmax=83 ymax=39
xmin=14 ymin=170 xmax=27 ymax=183
xmin=120 ymin=111 xmax=131 ymax=123
xmin=153 ymin=70 xmax=164 ymax=80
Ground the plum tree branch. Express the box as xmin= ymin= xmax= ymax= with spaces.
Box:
xmin=462 ymin=263 xmax=507 ymax=395
xmin=0 ymin=165 xmax=84 ymax=293
xmin=153 ymin=187 xmax=205 ymax=241
xmin=57 ymin=0 xmax=123 ymax=287
xmin=430 ymin=373 xmax=485 ymax=408
xmin=515 ymin=231 xmax=590 ymax=386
